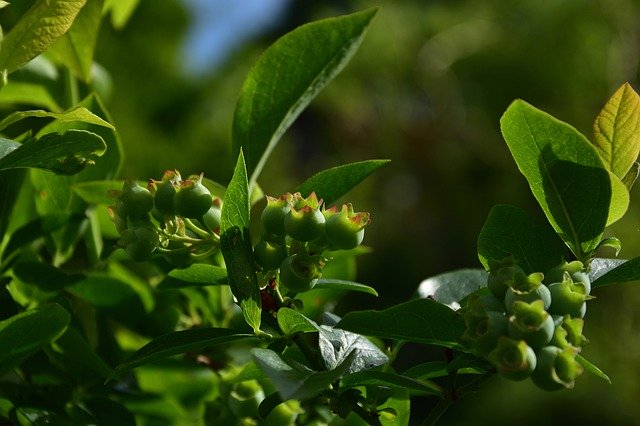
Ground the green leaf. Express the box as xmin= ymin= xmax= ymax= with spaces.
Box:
xmin=103 ymin=0 xmax=141 ymax=29
xmin=1 ymin=214 xmax=69 ymax=263
xmin=477 ymin=204 xmax=566 ymax=274
xmin=417 ymin=269 xmax=487 ymax=310
xmin=312 ymin=278 xmax=378 ymax=296
xmin=336 ymin=298 xmax=466 ymax=350
xmin=157 ymin=264 xmax=228 ymax=290
xmin=47 ymin=326 xmax=113 ymax=380
xmin=0 ymin=81 xmax=62 ymax=111
xmin=591 ymin=257 xmax=640 ymax=288
xmin=258 ymin=392 xmax=284 ymax=420
xmin=0 ymin=130 xmax=106 ymax=174
xmin=48 ymin=0 xmax=103 ymax=82
xmin=0 ymin=107 xmax=114 ymax=133
xmin=622 ymin=162 xmax=640 ymax=190
xmin=319 ymin=312 xmax=388 ymax=374
xmin=295 ymin=159 xmax=390 ymax=205
xmin=340 ymin=371 xmax=443 ymax=397
xmin=0 ymin=0 xmax=88 ymax=74
xmin=232 ymin=8 xmax=378 ymax=189
xmin=110 ymin=328 xmax=256 ymax=379
xmin=576 ymin=354 xmax=611 ymax=384
xmin=252 ymin=348 xmax=357 ymax=400
xmin=500 ymin=100 xmax=612 ymax=259
xmin=593 ymin=83 xmax=640 ymax=180
xmin=220 ymin=151 xmax=261 ymax=333
xmin=0 ymin=169 xmax=27 ymax=246
xmin=0 ymin=304 xmax=70 ymax=375
xmin=277 ymin=308 xmax=318 ymax=336
xmin=12 ymin=261 xmax=81 ymax=293
xmin=71 ymin=179 xmax=122 ymax=205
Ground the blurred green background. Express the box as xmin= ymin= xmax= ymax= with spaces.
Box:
xmin=94 ymin=0 xmax=640 ymax=424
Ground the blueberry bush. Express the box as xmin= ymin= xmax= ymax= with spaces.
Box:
xmin=1 ymin=2 xmax=640 ymax=425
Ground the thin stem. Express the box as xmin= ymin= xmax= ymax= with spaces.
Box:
xmin=420 ymin=398 xmax=453 ymax=426
xmin=183 ymin=218 xmax=212 ymax=239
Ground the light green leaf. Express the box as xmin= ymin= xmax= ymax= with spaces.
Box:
xmin=0 ymin=81 xmax=62 ymax=111
xmin=277 ymin=308 xmax=318 ymax=336
xmin=500 ymin=100 xmax=611 ymax=260
xmin=622 ymin=162 xmax=640 ymax=190
xmin=232 ymin=9 xmax=378 ymax=189
xmin=103 ymin=0 xmax=141 ymax=29
xmin=417 ymin=269 xmax=487 ymax=310
xmin=312 ymin=278 xmax=378 ymax=296
xmin=477 ymin=204 xmax=566 ymax=274
xmin=48 ymin=0 xmax=103 ymax=81
xmin=71 ymin=179 xmax=122 ymax=204
xmin=110 ymin=328 xmax=257 ymax=379
xmin=220 ymin=151 xmax=261 ymax=333
xmin=0 ymin=0 xmax=88 ymax=74
xmin=607 ymin=170 xmax=630 ymax=226
xmin=0 ymin=107 xmax=113 ymax=133
xmin=576 ymin=354 xmax=611 ymax=384
xmin=336 ymin=298 xmax=466 ymax=350
xmin=0 ymin=303 xmax=70 ymax=375
xmin=593 ymin=83 xmax=640 ymax=180
xmin=0 ymin=129 xmax=106 ymax=174
xmin=295 ymin=159 xmax=390 ymax=205
xmin=157 ymin=264 xmax=228 ymax=290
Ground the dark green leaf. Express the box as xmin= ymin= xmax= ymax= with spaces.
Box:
xmin=277 ymin=308 xmax=318 ymax=336
xmin=110 ymin=328 xmax=256 ymax=378
xmin=576 ymin=354 xmax=611 ymax=383
xmin=220 ymin=151 xmax=261 ymax=333
xmin=313 ymin=278 xmax=378 ymax=296
xmin=0 ymin=130 xmax=106 ymax=174
xmin=341 ymin=371 xmax=443 ymax=397
xmin=477 ymin=204 xmax=566 ymax=274
xmin=157 ymin=264 xmax=228 ymax=290
xmin=402 ymin=361 xmax=448 ymax=380
xmin=0 ymin=0 xmax=87 ymax=73
xmin=295 ymin=159 xmax=390 ymax=205
xmin=446 ymin=353 xmax=492 ymax=373
xmin=252 ymin=348 xmax=357 ymax=400
xmin=47 ymin=327 xmax=113 ymax=380
xmin=417 ymin=269 xmax=487 ymax=310
xmin=591 ymin=257 xmax=640 ymax=288
xmin=0 ymin=303 xmax=70 ymax=375
xmin=258 ymin=392 xmax=284 ymax=420
xmin=336 ymin=298 xmax=466 ymax=350
xmin=500 ymin=100 xmax=617 ymax=259
xmin=232 ymin=9 xmax=378 ymax=188
xmin=0 ymin=169 xmax=27 ymax=246
xmin=12 ymin=261 xmax=81 ymax=292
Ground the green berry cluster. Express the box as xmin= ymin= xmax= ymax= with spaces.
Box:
xmin=256 ymin=192 xmax=371 ymax=294
xmin=110 ymin=171 xmax=222 ymax=264
xmin=462 ymin=258 xmax=592 ymax=391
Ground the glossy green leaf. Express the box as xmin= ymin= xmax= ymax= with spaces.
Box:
xmin=295 ymin=159 xmax=390 ymax=205
xmin=340 ymin=370 xmax=443 ymax=397
xmin=591 ymin=257 xmax=640 ymax=288
xmin=500 ymin=100 xmax=612 ymax=259
xmin=157 ymin=264 xmax=228 ymax=290
xmin=0 ymin=107 xmax=113 ymax=133
xmin=417 ymin=269 xmax=487 ymax=310
xmin=576 ymin=354 xmax=611 ymax=383
xmin=319 ymin=312 xmax=388 ymax=374
xmin=593 ymin=83 xmax=640 ymax=180
xmin=48 ymin=0 xmax=103 ymax=81
xmin=336 ymin=298 xmax=466 ymax=350
xmin=110 ymin=328 xmax=256 ymax=378
xmin=232 ymin=8 xmax=378 ymax=188
xmin=0 ymin=0 xmax=87 ymax=73
xmin=312 ymin=278 xmax=378 ymax=296
xmin=477 ymin=204 xmax=566 ymax=274
xmin=0 ymin=303 xmax=70 ymax=375
xmin=277 ymin=308 xmax=318 ymax=336
xmin=71 ymin=179 xmax=122 ymax=205
xmin=0 ymin=130 xmax=106 ymax=174
xmin=252 ymin=348 xmax=357 ymax=400
xmin=220 ymin=151 xmax=261 ymax=333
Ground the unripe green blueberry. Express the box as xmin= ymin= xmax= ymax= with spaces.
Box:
xmin=262 ymin=400 xmax=299 ymax=426
xmin=531 ymin=346 xmax=583 ymax=391
xmin=261 ymin=193 xmax=293 ymax=235
xmin=508 ymin=300 xmax=555 ymax=349
xmin=486 ymin=259 xmax=525 ymax=299
xmin=466 ymin=290 xmax=505 ymax=314
xmin=119 ymin=179 xmax=154 ymax=219
xmin=174 ymin=174 xmax=213 ymax=219
xmin=324 ymin=203 xmax=371 ymax=250
xmin=547 ymin=281 xmax=589 ymax=318
xmin=551 ymin=316 xmax=588 ymax=349
xmin=284 ymin=193 xmax=325 ymax=242
xmin=150 ymin=170 xmax=181 ymax=216
xmin=279 ymin=254 xmax=322 ymax=293
xmin=488 ymin=337 xmax=537 ymax=381
xmin=463 ymin=310 xmax=508 ymax=356
xmin=201 ymin=197 xmax=223 ymax=231
xmin=544 ymin=260 xmax=584 ymax=285
xmin=227 ymin=380 xmax=264 ymax=419
xmin=254 ymin=239 xmax=288 ymax=270
xmin=122 ymin=222 xmax=158 ymax=261
xmin=505 ymin=281 xmax=551 ymax=315
xmin=570 ymin=271 xmax=591 ymax=295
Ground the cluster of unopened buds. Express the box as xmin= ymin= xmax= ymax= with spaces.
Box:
xmin=256 ymin=192 xmax=371 ymax=295
xmin=109 ymin=170 xmax=222 ymax=265
xmin=462 ymin=258 xmax=592 ymax=390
